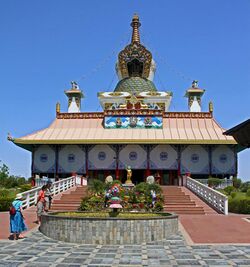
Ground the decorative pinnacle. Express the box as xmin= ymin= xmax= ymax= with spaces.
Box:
xmin=209 ymin=101 xmax=213 ymax=113
xmin=192 ymin=80 xmax=199 ymax=88
xmin=131 ymin=14 xmax=141 ymax=43
xmin=56 ymin=102 xmax=60 ymax=113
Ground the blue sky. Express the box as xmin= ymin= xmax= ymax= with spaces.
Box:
xmin=0 ymin=1 xmax=249 ymax=180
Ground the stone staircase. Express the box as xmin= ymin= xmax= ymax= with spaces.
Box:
xmin=162 ymin=186 xmax=217 ymax=215
xmin=51 ymin=186 xmax=87 ymax=211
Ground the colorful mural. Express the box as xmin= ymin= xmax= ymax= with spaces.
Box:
xmin=104 ymin=116 xmax=163 ymax=129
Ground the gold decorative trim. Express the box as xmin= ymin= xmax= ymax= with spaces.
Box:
xmin=104 ymin=109 xmax=163 ymax=116
xmin=118 ymin=42 xmax=152 ymax=79
xmin=13 ymin=138 xmax=237 ymax=145
xmin=164 ymin=112 xmax=212 ymax=118
xmin=56 ymin=112 xmax=104 ymax=119
xmin=56 ymin=111 xmax=213 ymax=119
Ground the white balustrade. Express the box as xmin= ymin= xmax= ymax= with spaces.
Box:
xmin=21 ymin=176 xmax=76 ymax=210
xmin=197 ymin=178 xmax=233 ymax=189
xmin=186 ymin=177 xmax=228 ymax=215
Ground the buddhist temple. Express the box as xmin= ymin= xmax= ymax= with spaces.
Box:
xmin=9 ymin=15 xmax=238 ymax=185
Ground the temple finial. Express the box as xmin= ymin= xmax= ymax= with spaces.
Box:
xmin=131 ymin=14 xmax=141 ymax=43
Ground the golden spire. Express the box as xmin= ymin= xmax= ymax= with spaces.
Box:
xmin=209 ymin=101 xmax=213 ymax=113
xmin=56 ymin=102 xmax=60 ymax=113
xmin=131 ymin=14 xmax=141 ymax=43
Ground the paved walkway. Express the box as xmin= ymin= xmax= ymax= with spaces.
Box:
xmin=1 ymin=209 xmax=250 ymax=244
xmin=180 ymin=214 xmax=250 ymax=244
xmin=0 ymin=207 xmax=38 ymax=240
xmin=1 ymin=230 xmax=250 ymax=266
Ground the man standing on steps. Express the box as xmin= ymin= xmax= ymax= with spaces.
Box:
xmin=44 ymin=182 xmax=53 ymax=211
xmin=35 ymin=185 xmax=46 ymax=224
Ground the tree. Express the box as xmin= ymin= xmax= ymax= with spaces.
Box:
xmin=0 ymin=163 xmax=10 ymax=187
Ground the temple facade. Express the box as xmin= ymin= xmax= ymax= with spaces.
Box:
xmin=10 ymin=15 xmax=238 ymax=185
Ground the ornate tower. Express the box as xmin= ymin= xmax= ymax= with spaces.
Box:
xmin=185 ymin=80 xmax=205 ymax=112
xmin=115 ymin=14 xmax=157 ymax=95
xmin=64 ymin=81 xmax=84 ymax=113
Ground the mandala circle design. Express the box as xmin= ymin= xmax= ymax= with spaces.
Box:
xmin=219 ymin=154 xmax=227 ymax=163
xmin=191 ymin=153 xmax=199 ymax=163
xmin=98 ymin=151 xmax=106 ymax=161
xmin=68 ymin=154 xmax=75 ymax=163
xmin=129 ymin=151 xmax=137 ymax=161
xmin=40 ymin=154 xmax=48 ymax=163
xmin=160 ymin=152 xmax=168 ymax=161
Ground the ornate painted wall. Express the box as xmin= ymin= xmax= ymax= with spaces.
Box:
xmin=181 ymin=145 xmax=209 ymax=174
xmin=149 ymin=145 xmax=178 ymax=169
xmin=88 ymin=145 xmax=116 ymax=170
xmin=33 ymin=145 xmax=56 ymax=173
xmin=211 ymin=145 xmax=236 ymax=175
xmin=119 ymin=145 xmax=147 ymax=169
xmin=58 ymin=145 xmax=85 ymax=174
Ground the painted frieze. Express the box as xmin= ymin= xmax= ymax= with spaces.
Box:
xmin=104 ymin=116 xmax=162 ymax=129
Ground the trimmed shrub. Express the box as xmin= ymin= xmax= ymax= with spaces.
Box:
xmin=233 ymin=178 xmax=242 ymax=189
xmin=229 ymin=197 xmax=250 ymax=214
xmin=0 ymin=189 xmax=16 ymax=211
xmin=230 ymin=192 xmax=236 ymax=199
xmin=240 ymin=182 xmax=250 ymax=193
xmin=224 ymin=186 xmax=236 ymax=195
xmin=208 ymin=178 xmax=223 ymax=188
xmin=79 ymin=195 xmax=104 ymax=211
xmin=246 ymin=189 xmax=250 ymax=197
xmin=88 ymin=179 xmax=105 ymax=194
xmin=19 ymin=184 xmax=32 ymax=192
xmin=152 ymin=202 xmax=163 ymax=212
xmin=0 ymin=196 xmax=14 ymax=211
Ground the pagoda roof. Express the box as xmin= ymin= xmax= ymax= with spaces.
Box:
xmin=12 ymin=112 xmax=236 ymax=151
xmin=224 ymin=119 xmax=250 ymax=147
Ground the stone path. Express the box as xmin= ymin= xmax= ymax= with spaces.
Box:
xmin=0 ymin=207 xmax=38 ymax=240
xmin=179 ymin=214 xmax=250 ymax=244
xmin=1 ymin=230 xmax=250 ymax=266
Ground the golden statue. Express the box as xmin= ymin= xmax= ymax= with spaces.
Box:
xmin=125 ymin=166 xmax=133 ymax=184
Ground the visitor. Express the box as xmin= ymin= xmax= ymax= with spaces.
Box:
xmin=36 ymin=185 xmax=47 ymax=224
xmin=10 ymin=193 xmax=27 ymax=240
xmin=44 ymin=182 xmax=53 ymax=211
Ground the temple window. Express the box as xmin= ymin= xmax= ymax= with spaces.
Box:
xmin=68 ymin=154 xmax=75 ymax=163
xmin=220 ymin=154 xmax=227 ymax=163
xmin=127 ymin=59 xmax=143 ymax=77
xmin=191 ymin=153 xmax=199 ymax=163
xmin=40 ymin=154 xmax=48 ymax=162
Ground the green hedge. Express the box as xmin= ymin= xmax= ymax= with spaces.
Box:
xmin=0 ymin=196 xmax=14 ymax=211
xmin=208 ymin=178 xmax=223 ymax=187
xmin=229 ymin=197 xmax=250 ymax=214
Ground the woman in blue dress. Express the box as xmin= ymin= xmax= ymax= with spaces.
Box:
xmin=10 ymin=193 xmax=27 ymax=240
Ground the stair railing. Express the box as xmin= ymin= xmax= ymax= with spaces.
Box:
xmin=186 ymin=177 xmax=228 ymax=215
xmin=21 ymin=176 xmax=76 ymax=210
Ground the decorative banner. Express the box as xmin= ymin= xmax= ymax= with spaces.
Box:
xmin=104 ymin=116 xmax=163 ymax=129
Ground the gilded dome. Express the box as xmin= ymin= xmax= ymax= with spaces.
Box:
xmin=114 ymin=77 xmax=157 ymax=94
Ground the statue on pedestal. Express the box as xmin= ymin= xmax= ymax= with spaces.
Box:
xmin=125 ymin=166 xmax=133 ymax=184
